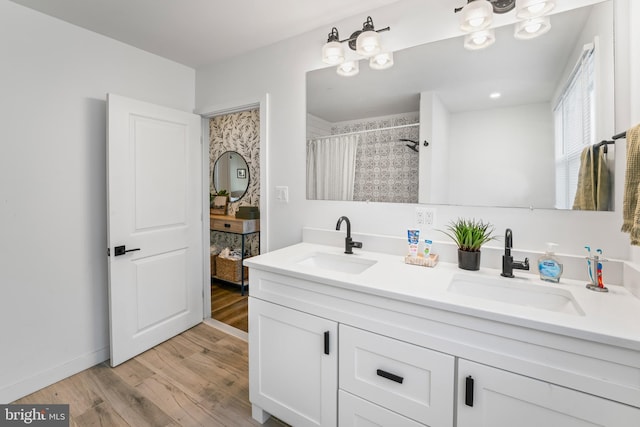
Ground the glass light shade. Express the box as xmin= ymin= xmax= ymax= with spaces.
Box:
xmin=464 ymin=29 xmax=496 ymax=50
xmin=514 ymin=16 xmax=551 ymax=40
xmin=516 ymin=0 xmax=556 ymax=19
xmin=459 ymin=0 xmax=493 ymax=32
xmin=322 ymin=41 xmax=344 ymax=65
xmin=355 ymin=30 xmax=381 ymax=57
xmin=369 ymin=51 xmax=394 ymax=70
xmin=336 ymin=60 xmax=359 ymax=77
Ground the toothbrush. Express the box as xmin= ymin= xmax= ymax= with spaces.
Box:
xmin=585 ymin=246 xmax=594 ymax=284
xmin=596 ymin=249 xmax=604 ymax=288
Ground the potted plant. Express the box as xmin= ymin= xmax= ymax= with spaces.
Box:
xmin=440 ymin=218 xmax=497 ymax=271
xmin=211 ymin=189 xmax=230 ymax=215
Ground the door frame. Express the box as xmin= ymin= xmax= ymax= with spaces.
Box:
xmin=197 ymin=94 xmax=270 ymax=319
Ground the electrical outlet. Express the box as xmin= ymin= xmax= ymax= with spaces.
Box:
xmin=415 ymin=207 xmax=436 ymax=227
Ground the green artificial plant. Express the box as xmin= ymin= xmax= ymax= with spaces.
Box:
xmin=440 ymin=218 xmax=498 ymax=252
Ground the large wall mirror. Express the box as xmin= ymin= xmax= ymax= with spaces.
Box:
xmin=306 ymin=0 xmax=614 ymax=210
xmin=212 ymin=151 xmax=250 ymax=202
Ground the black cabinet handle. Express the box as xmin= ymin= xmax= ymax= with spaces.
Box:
xmin=376 ymin=369 xmax=404 ymax=384
xmin=224 ymin=223 xmax=231 ymax=228
xmin=465 ymin=376 xmax=474 ymax=407
xmin=324 ymin=331 xmax=330 ymax=355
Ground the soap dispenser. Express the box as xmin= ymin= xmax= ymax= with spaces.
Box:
xmin=538 ymin=243 xmax=563 ymax=283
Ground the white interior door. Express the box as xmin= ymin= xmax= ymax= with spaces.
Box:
xmin=107 ymin=93 xmax=203 ymax=367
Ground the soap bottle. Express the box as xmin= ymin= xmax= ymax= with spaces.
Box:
xmin=538 ymin=243 xmax=563 ymax=283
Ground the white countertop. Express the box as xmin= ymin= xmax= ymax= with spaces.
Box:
xmin=245 ymin=242 xmax=640 ymax=351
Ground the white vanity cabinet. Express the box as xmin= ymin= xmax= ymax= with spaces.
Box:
xmin=246 ymin=256 xmax=640 ymax=427
xmin=457 ymin=359 xmax=640 ymax=427
xmin=248 ymin=298 xmax=338 ymax=427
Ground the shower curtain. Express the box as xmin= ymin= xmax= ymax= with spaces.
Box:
xmin=306 ymin=135 xmax=359 ymax=200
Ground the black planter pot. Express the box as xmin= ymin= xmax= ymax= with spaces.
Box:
xmin=458 ymin=249 xmax=481 ymax=271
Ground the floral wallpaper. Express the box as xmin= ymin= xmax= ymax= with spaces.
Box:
xmin=209 ymin=109 xmax=260 ymax=256
xmin=331 ymin=113 xmax=419 ymax=203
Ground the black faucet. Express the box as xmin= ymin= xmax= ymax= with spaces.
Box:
xmin=501 ymin=228 xmax=530 ymax=278
xmin=336 ymin=216 xmax=363 ymax=254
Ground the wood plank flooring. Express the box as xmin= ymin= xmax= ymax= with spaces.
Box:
xmin=13 ymin=324 xmax=287 ymax=427
xmin=211 ymin=280 xmax=248 ymax=332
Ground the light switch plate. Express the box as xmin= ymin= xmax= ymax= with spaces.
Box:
xmin=276 ymin=186 xmax=289 ymax=203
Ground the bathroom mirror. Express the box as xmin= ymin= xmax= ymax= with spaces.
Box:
xmin=212 ymin=151 xmax=250 ymax=202
xmin=306 ymin=1 xmax=614 ymax=210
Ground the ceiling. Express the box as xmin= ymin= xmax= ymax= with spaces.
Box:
xmin=10 ymin=0 xmax=401 ymax=67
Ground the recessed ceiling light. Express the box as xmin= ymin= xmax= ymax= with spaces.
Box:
xmin=489 ymin=92 xmax=501 ymax=99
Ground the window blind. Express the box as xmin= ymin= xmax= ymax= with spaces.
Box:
xmin=554 ymin=44 xmax=595 ymax=209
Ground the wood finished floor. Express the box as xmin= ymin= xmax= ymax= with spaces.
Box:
xmin=211 ymin=280 xmax=248 ymax=333
xmin=13 ymin=324 xmax=287 ymax=427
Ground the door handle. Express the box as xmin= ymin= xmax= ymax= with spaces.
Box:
xmin=324 ymin=331 xmax=330 ymax=355
xmin=113 ymin=245 xmax=141 ymax=256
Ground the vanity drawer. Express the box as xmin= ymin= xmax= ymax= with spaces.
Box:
xmin=339 ymin=325 xmax=454 ymax=426
xmin=210 ymin=215 xmax=259 ymax=233
xmin=339 ymin=390 xmax=424 ymax=427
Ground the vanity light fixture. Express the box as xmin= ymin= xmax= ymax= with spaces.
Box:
xmin=369 ymin=51 xmax=394 ymax=70
xmin=514 ymin=15 xmax=551 ymax=39
xmin=337 ymin=60 xmax=360 ymax=77
xmin=455 ymin=0 xmax=555 ymax=50
xmin=459 ymin=0 xmax=494 ymax=32
xmin=464 ymin=29 xmax=496 ymax=50
xmin=515 ymin=0 xmax=556 ymax=19
xmin=321 ymin=16 xmax=392 ymax=76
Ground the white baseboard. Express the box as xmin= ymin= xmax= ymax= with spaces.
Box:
xmin=0 ymin=347 xmax=109 ymax=404
xmin=203 ymin=318 xmax=248 ymax=342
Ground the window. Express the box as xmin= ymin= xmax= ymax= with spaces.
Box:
xmin=553 ymin=44 xmax=596 ymax=209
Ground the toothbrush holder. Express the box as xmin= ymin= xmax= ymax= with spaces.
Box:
xmin=585 ymin=255 xmax=608 ymax=293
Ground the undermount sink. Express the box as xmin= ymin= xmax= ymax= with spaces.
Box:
xmin=296 ymin=252 xmax=377 ymax=274
xmin=448 ymin=274 xmax=584 ymax=316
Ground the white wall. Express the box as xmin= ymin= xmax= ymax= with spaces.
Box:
xmin=0 ymin=0 xmax=195 ymax=402
xmin=447 ymin=103 xmax=555 ymax=208
xmin=428 ymin=94 xmax=450 ymax=205
xmin=196 ymin=0 xmax=631 ymax=260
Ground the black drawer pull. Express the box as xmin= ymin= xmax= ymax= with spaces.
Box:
xmin=465 ymin=376 xmax=474 ymax=407
xmin=376 ymin=369 xmax=404 ymax=384
xmin=224 ymin=223 xmax=231 ymax=228
xmin=324 ymin=331 xmax=330 ymax=355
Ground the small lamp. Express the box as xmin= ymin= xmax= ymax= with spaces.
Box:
xmin=337 ymin=60 xmax=360 ymax=77
xmin=464 ymin=29 xmax=496 ymax=50
xmin=355 ymin=17 xmax=381 ymax=57
xmin=516 ymin=0 xmax=556 ymax=19
xmin=514 ymin=16 xmax=551 ymax=39
xmin=459 ymin=0 xmax=493 ymax=32
xmin=322 ymin=27 xmax=344 ymax=65
xmin=370 ymin=51 xmax=394 ymax=70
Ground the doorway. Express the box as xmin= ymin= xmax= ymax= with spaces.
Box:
xmin=207 ymin=107 xmax=261 ymax=333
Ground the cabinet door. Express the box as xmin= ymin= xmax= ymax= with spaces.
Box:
xmin=458 ymin=359 xmax=640 ymax=427
xmin=339 ymin=390 xmax=425 ymax=427
xmin=340 ymin=325 xmax=454 ymax=426
xmin=249 ymin=298 xmax=338 ymax=427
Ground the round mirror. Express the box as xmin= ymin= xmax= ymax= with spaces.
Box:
xmin=212 ymin=151 xmax=249 ymax=202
